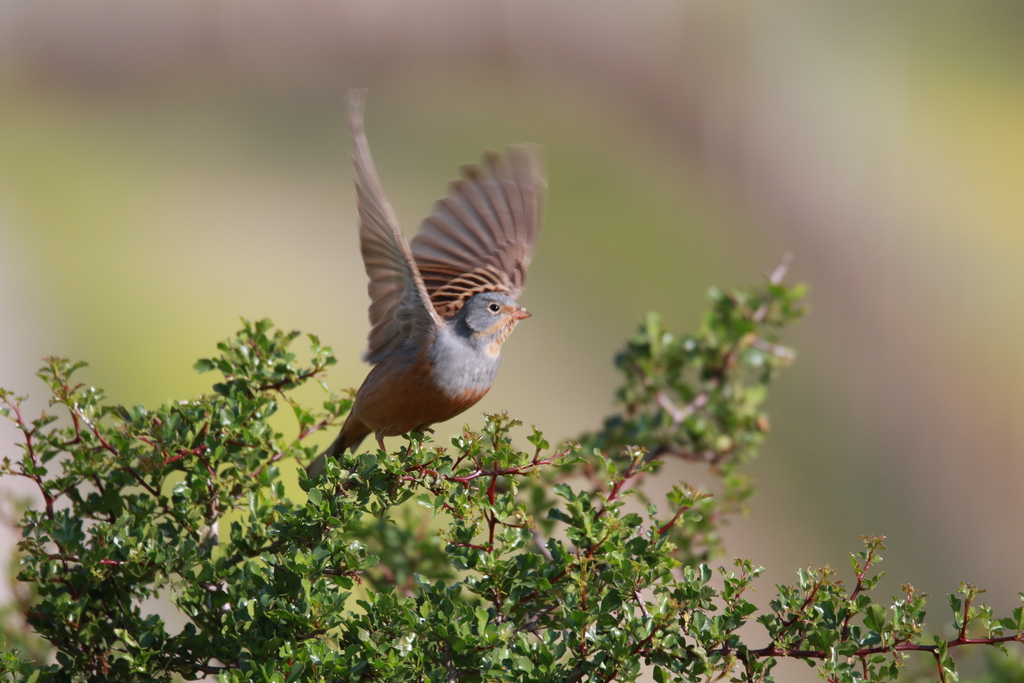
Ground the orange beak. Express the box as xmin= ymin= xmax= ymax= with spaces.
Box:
xmin=511 ymin=308 xmax=532 ymax=321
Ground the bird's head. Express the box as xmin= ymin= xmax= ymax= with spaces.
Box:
xmin=451 ymin=291 xmax=531 ymax=355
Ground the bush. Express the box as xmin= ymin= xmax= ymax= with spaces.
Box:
xmin=1 ymin=264 xmax=1022 ymax=682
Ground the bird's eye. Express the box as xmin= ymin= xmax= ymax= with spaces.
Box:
xmin=487 ymin=303 xmax=501 ymax=313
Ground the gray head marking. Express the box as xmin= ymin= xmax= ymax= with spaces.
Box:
xmin=454 ymin=291 xmax=515 ymax=329
xmin=447 ymin=291 xmax=529 ymax=349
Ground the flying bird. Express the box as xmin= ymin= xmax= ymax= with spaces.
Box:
xmin=307 ymin=94 xmax=544 ymax=476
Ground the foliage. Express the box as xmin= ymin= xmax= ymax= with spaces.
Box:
xmin=1 ymin=267 xmax=1022 ymax=682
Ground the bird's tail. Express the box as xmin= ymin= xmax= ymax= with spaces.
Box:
xmin=305 ymin=415 xmax=370 ymax=478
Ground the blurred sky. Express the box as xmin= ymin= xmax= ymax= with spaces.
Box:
xmin=2 ymin=2 xmax=1024 ymax=678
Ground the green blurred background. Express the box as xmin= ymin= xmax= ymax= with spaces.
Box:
xmin=2 ymin=2 xmax=1023 ymax=677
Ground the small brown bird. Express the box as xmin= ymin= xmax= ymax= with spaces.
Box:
xmin=306 ymin=94 xmax=544 ymax=476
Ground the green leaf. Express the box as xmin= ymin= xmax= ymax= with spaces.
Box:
xmin=307 ymin=487 xmax=323 ymax=506
xmin=193 ymin=358 xmax=216 ymax=373
xmin=864 ymin=604 xmax=887 ymax=633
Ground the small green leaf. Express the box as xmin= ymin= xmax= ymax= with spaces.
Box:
xmin=864 ymin=604 xmax=887 ymax=633
xmin=193 ymin=358 xmax=216 ymax=373
xmin=307 ymin=488 xmax=323 ymax=506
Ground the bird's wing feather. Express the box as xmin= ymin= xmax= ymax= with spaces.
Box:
xmin=349 ymin=92 xmax=442 ymax=363
xmin=411 ymin=146 xmax=544 ymax=319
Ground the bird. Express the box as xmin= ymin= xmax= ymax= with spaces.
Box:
xmin=306 ymin=93 xmax=544 ymax=477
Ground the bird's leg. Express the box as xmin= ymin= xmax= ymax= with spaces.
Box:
xmin=376 ymin=434 xmax=387 ymax=453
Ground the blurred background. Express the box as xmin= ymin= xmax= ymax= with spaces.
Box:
xmin=2 ymin=1 xmax=1023 ymax=678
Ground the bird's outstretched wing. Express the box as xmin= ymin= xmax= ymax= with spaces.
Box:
xmin=411 ymin=145 xmax=545 ymax=319
xmin=349 ymin=92 xmax=443 ymax=364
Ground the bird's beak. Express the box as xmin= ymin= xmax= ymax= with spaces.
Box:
xmin=512 ymin=308 xmax=532 ymax=321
